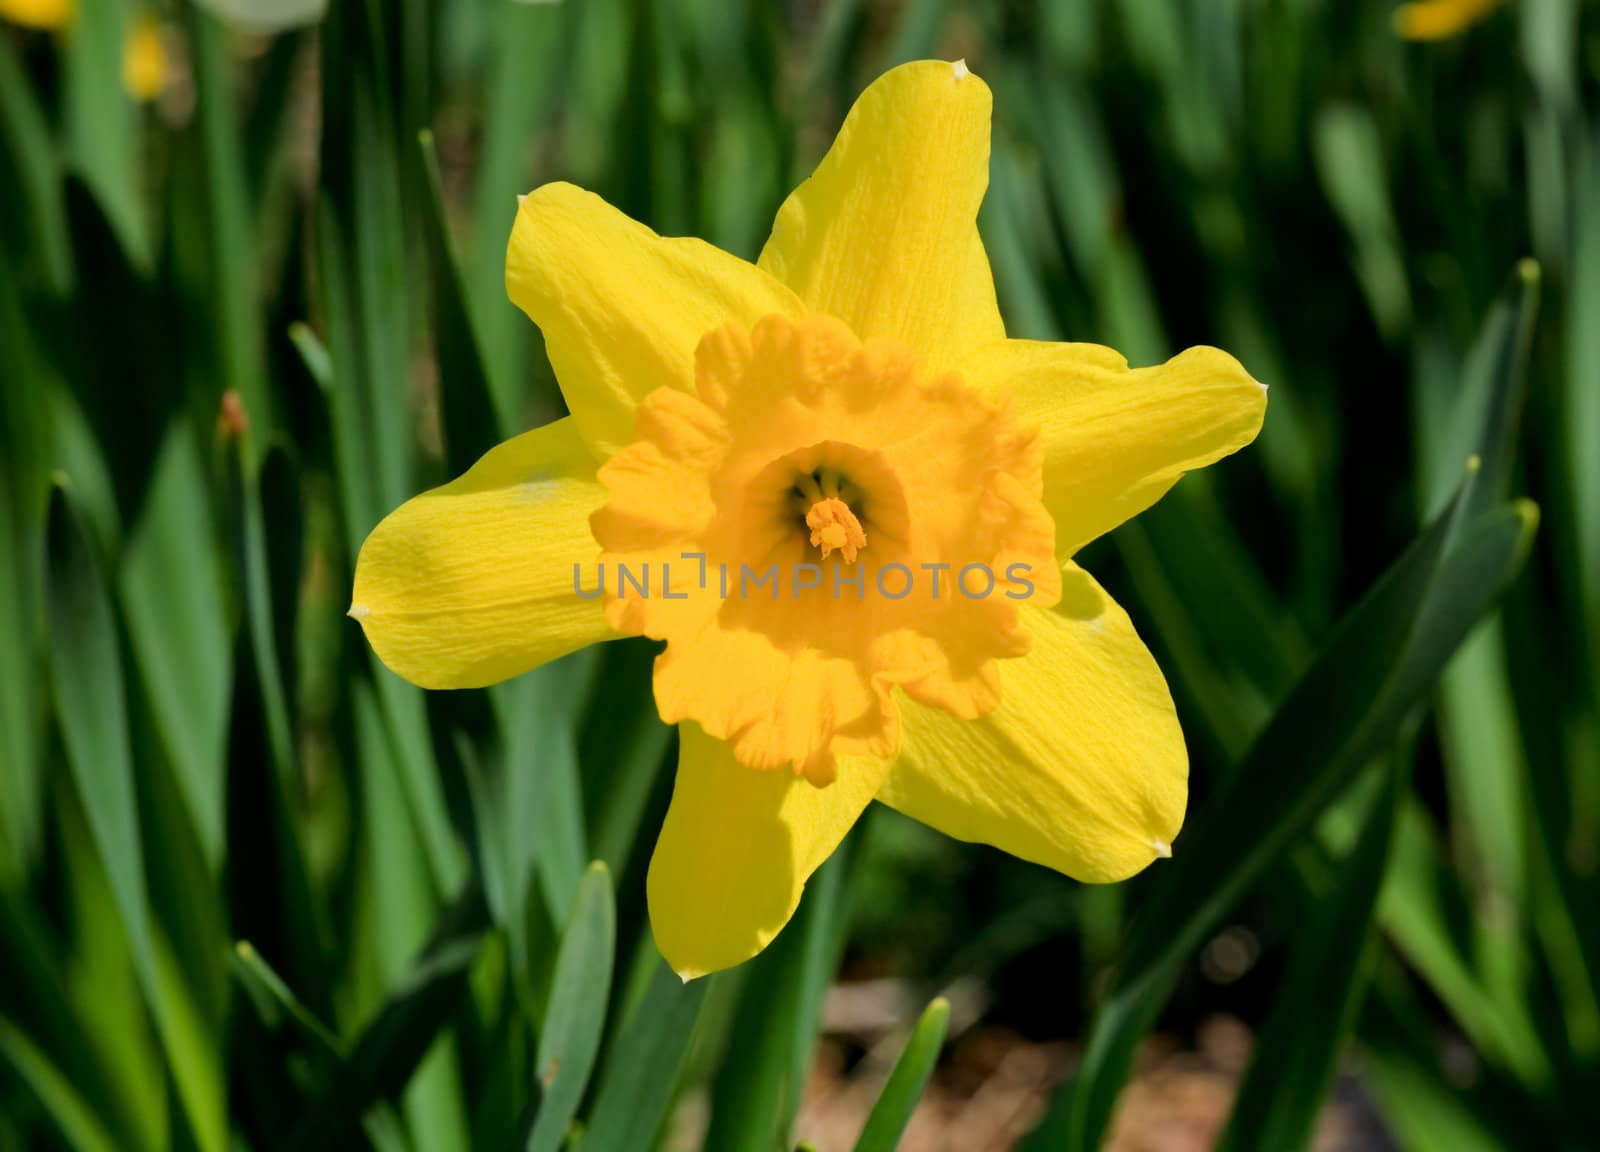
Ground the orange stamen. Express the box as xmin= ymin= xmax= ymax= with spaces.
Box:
xmin=806 ymin=497 xmax=867 ymax=563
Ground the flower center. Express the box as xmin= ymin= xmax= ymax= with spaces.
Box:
xmin=796 ymin=471 xmax=869 ymax=562
xmin=590 ymin=313 xmax=1061 ymax=783
xmin=805 ymin=497 xmax=866 ymax=562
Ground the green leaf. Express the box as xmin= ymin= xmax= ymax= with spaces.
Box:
xmin=468 ymin=0 xmax=567 ymax=427
xmin=1377 ymin=800 xmax=1550 ymax=1088
xmin=291 ymin=881 xmax=488 ymax=1150
xmin=45 ymin=484 xmax=226 ymax=1152
xmin=1060 ymin=475 xmax=1538 ymax=1152
xmin=312 ymin=179 xmax=464 ymax=906
xmin=581 ymin=639 xmax=675 ymax=877
xmin=852 ymin=998 xmax=950 ymax=1152
xmin=1312 ymin=104 xmax=1410 ymax=341
xmin=1217 ymin=765 xmax=1399 ymax=1152
xmin=231 ymin=941 xmax=341 ymax=1058
xmin=0 ymin=315 xmax=46 ymax=881
xmin=59 ymin=179 xmax=178 ymax=524
xmin=118 ymin=422 xmax=232 ymax=872
xmin=63 ymin=0 xmax=145 ymax=264
xmin=0 ymin=1019 xmax=120 ymax=1152
xmin=581 ymin=958 xmax=712 ymax=1152
xmin=45 ymin=481 xmax=153 ymax=1009
xmin=182 ymin=4 xmax=272 ymax=453
xmin=0 ymin=34 xmax=71 ymax=293
xmin=346 ymin=674 xmax=470 ymax=1149
xmin=1357 ymin=976 xmax=1520 ymax=1152
xmin=705 ymin=835 xmax=860 ymax=1152
xmin=528 ymin=861 xmax=617 ymax=1152
xmin=417 ymin=129 xmax=500 ymax=477
xmin=195 ymin=0 xmax=327 ymax=30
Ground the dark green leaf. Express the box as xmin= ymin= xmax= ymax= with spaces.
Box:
xmin=582 ymin=958 xmax=712 ymax=1152
xmin=1061 ymin=477 xmax=1537 ymax=1151
xmin=417 ymin=129 xmax=501 ymax=476
xmin=705 ymin=835 xmax=859 ymax=1152
xmin=0 ymin=1019 xmax=120 ymax=1152
xmin=291 ymin=881 xmax=488 ymax=1150
xmin=528 ymin=861 xmax=617 ymax=1152
xmin=46 ymin=484 xmax=227 ymax=1152
xmin=1217 ymin=765 xmax=1399 ymax=1152
xmin=852 ymin=998 xmax=950 ymax=1152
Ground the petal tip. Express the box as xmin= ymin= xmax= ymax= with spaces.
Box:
xmin=951 ymin=58 xmax=970 ymax=80
xmin=1152 ymin=838 xmax=1172 ymax=859
xmin=348 ymin=603 xmax=371 ymax=621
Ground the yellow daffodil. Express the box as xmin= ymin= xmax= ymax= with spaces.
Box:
xmin=0 ymin=0 xmax=71 ymax=30
xmin=122 ymin=9 xmax=167 ymax=103
xmin=1393 ymin=0 xmax=1504 ymax=40
xmin=0 ymin=0 xmax=168 ymax=105
xmin=351 ymin=61 xmax=1267 ymax=979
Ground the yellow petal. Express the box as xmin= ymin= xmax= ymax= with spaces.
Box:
xmin=963 ymin=340 xmax=1266 ymax=557
xmin=350 ymin=417 xmax=614 ymax=689
xmin=879 ymin=566 xmax=1186 ymax=883
xmin=0 ymin=0 xmax=71 ymax=29
xmin=647 ymin=723 xmax=889 ymax=979
xmin=122 ymin=11 xmax=167 ymax=103
xmin=505 ymin=182 xmax=804 ymax=460
xmin=1393 ymin=0 xmax=1504 ymax=40
xmin=758 ymin=59 xmax=1003 ymax=372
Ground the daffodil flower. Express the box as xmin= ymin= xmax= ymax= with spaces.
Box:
xmin=0 ymin=0 xmax=69 ymax=29
xmin=351 ymin=61 xmax=1266 ymax=979
xmin=1393 ymin=0 xmax=1504 ymax=40
xmin=121 ymin=9 xmax=167 ymax=103
xmin=0 ymin=0 xmax=168 ymax=103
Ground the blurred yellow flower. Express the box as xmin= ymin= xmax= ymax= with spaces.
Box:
xmin=350 ymin=61 xmax=1266 ymax=979
xmin=122 ymin=9 xmax=167 ymax=103
xmin=1394 ymin=0 xmax=1505 ymax=39
xmin=0 ymin=0 xmax=72 ymax=30
xmin=1 ymin=0 xmax=167 ymax=104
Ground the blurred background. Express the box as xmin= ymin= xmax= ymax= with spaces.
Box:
xmin=1 ymin=0 xmax=1598 ymax=1149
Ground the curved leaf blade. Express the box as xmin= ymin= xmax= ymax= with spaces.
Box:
xmin=1062 ymin=482 xmax=1538 ymax=1152
xmin=852 ymin=997 xmax=950 ymax=1152
xmin=528 ymin=861 xmax=617 ymax=1152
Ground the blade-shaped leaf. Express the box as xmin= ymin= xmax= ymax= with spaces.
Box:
xmin=0 ymin=1019 xmax=120 ymax=1152
xmin=1060 ymin=477 xmax=1537 ymax=1151
xmin=528 ymin=861 xmax=617 ymax=1152
xmin=417 ymin=128 xmax=500 ymax=476
xmin=46 ymin=484 xmax=226 ymax=1152
xmin=1217 ymin=764 xmax=1399 ymax=1152
xmin=118 ymin=421 xmax=232 ymax=873
xmin=581 ymin=957 xmax=712 ymax=1152
xmin=291 ymin=881 xmax=488 ymax=1149
xmin=852 ymin=997 xmax=950 ymax=1152
xmin=705 ymin=832 xmax=861 ymax=1152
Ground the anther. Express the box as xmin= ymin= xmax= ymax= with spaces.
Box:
xmin=805 ymin=497 xmax=867 ymax=563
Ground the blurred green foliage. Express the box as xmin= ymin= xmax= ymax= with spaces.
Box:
xmin=0 ymin=0 xmax=1597 ymax=1149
